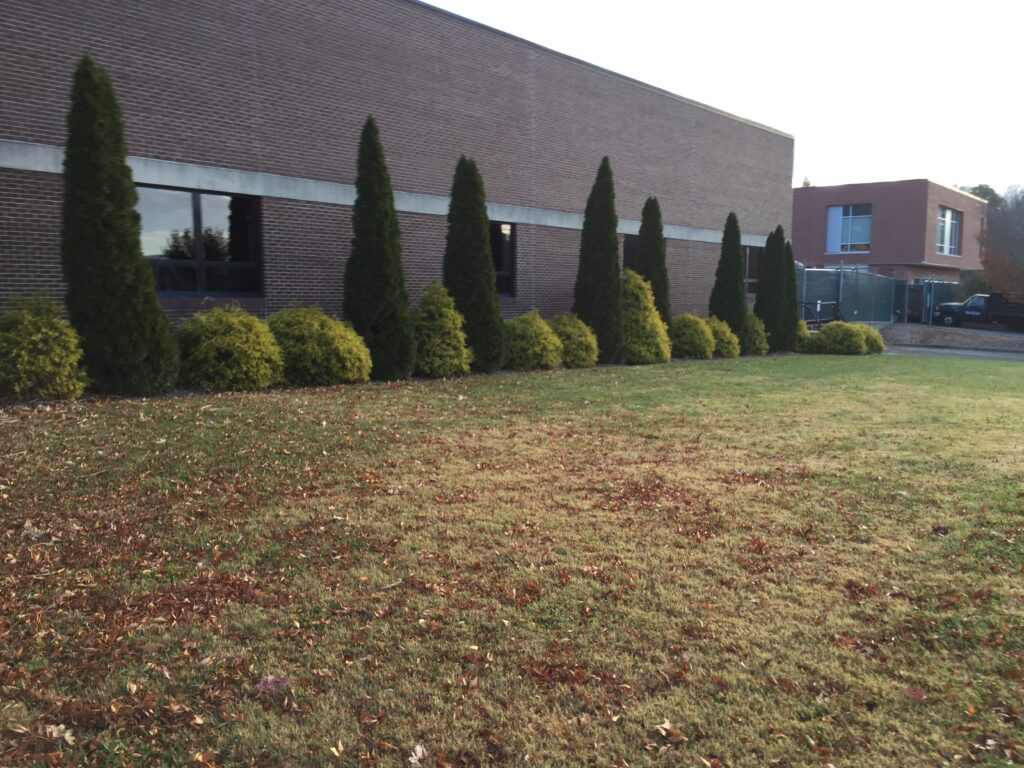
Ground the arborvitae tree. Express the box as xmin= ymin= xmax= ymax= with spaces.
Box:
xmin=343 ymin=115 xmax=415 ymax=380
xmin=442 ymin=156 xmax=507 ymax=372
xmin=780 ymin=241 xmax=800 ymax=352
xmin=60 ymin=54 xmax=178 ymax=394
xmin=636 ymin=197 xmax=671 ymax=324
xmin=573 ymin=157 xmax=622 ymax=363
xmin=707 ymin=212 xmax=747 ymax=337
xmin=754 ymin=225 xmax=793 ymax=352
xmin=753 ymin=226 xmax=780 ymax=345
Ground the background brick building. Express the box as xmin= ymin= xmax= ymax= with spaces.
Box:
xmin=792 ymin=180 xmax=986 ymax=282
xmin=0 ymin=0 xmax=794 ymax=320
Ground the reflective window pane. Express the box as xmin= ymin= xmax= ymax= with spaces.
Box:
xmin=200 ymin=194 xmax=257 ymax=262
xmin=137 ymin=187 xmax=194 ymax=259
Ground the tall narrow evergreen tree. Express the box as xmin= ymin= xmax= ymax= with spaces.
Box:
xmin=707 ymin=212 xmax=747 ymax=336
xmin=343 ymin=116 xmax=416 ymax=380
xmin=573 ymin=157 xmax=622 ymax=363
xmin=754 ymin=225 xmax=792 ymax=351
xmin=443 ymin=156 xmax=507 ymax=372
xmin=60 ymin=54 xmax=178 ymax=394
xmin=636 ymin=197 xmax=671 ymax=324
xmin=780 ymin=240 xmax=800 ymax=351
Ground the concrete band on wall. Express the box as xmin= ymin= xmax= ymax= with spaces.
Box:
xmin=0 ymin=139 xmax=768 ymax=247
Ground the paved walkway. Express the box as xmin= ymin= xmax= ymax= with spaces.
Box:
xmin=885 ymin=345 xmax=1024 ymax=363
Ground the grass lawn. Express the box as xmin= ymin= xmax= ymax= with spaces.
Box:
xmin=1 ymin=355 xmax=1022 ymax=767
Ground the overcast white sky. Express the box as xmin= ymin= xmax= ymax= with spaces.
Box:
xmin=424 ymin=0 xmax=1021 ymax=194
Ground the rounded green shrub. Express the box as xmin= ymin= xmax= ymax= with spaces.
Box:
xmin=796 ymin=319 xmax=813 ymax=352
xmin=669 ymin=313 xmax=714 ymax=359
xmin=621 ymin=269 xmax=670 ymax=365
xmin=178 ymin=307 xmax=283 ymax=391
xmin=506 ymin=311 xmax=563 ymax=370
xmin=268 ymin=307 xmax=371 ymax=386
xmin=740 ymin=313 xmax=769 ymax=356
xmin=811 ymin=321 xmax=868 ymax=355
xmin=705 ymin=316 xmax=740 ymax=358
xmin=0 ymin=298 xmax=87 ymax=400
xmin=547 ymin=313 xmax=598 ymax=368
xmin=857 ymin=324 xmax=886 ymax=354
xmin=413 ymin=282 xmax=473 ymax=378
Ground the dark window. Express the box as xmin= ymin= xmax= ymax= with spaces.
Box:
xmin=745 ymin=245 xmax=764 ymax=295
xmin=622 ymin=234 xmax=640 ymax=272
xmin=489 ymin=221 xmax=515 ymax=296
xmin=137 ymin=185 xmax=261 ymax=296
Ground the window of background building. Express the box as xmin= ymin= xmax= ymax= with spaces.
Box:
xmin=137 ymin=185 xmax=261 ymax=295
xmin=936 ymin=205 xmax=962 ymax=256
xmin=622 ymin=234 xmax=639 ymax=272
xmin=744 ymin=245 xmax=764 ymax=294
xmin=489 ymin=221 xmax=515 ymax=296
xmin=825 ymin=203 xmax=871 ymax=253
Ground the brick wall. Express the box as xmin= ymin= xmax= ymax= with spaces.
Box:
xmin=0 ymin=169 xmax=64 ymax=306
xmin=0 ymin=0 xmax=791 ymax=319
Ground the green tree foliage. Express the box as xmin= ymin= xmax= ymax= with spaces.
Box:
xmin=268 ymin=307 xmax=371 ymax=386
xmin=621 ymin=269 xmax=670 ymax=364
xmin=506 ymin=312 xmax=563 ymax=370
xmin=573 ymin=157 xmax=622 ymax=363
xmin=708 ymin=212 xmax=747 ymax=337
xmin=413 ymin=282 xmax=473 ymax=378
xmin=0 ymin=297 xmax=87 ymax=400
xmin=343 ymin=116 xmax=416 ymax=381
xmin=781 ymin=240 xmax=800 ymax=350
xmin=636 ymin=197 xmax=671 ymax=323
xmin=547 ymin=314 xmax=599 ymax=368
xmin=443 ymin=156 xmax=507 ymax=372
xmin=669 ymin=313 xmax=714 ymax=359
xmin=177 ymin=308 xmax=283 ymax=391
xmin=753 ymin=225 xmax=797 ymax=352
xmin=858 ymin=324 xmax=886 ymax=354
xmin=60 ymin=55 xmax=178 ymax=395
xmin=705 ymin=316 xmax=740 ymax=358
xmin=740 ymin=313 xmax=769 ymax=356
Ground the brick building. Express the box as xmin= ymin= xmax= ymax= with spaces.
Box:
xmin=792 ymin=180 xmax=986 ymax=282
xmin=1 ymin=0 xmax=793 ymax=320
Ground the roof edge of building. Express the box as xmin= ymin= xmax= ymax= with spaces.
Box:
xmin=407 ymin=0 xmax=793 ymax=141
xmin=795 ymin=178 xmax=987 ymax=204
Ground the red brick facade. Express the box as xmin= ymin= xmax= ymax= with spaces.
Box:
xmin=1 ymin=0 xmax=793 ymax=319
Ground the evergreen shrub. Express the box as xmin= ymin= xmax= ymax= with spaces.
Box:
xmin=343 ymin=116 xmax=415 ymax=381
xmin=178 ymin=308 xmax=283 ymax=391
xmin=547 ymin=313 xmax=599 ymax=368
xmin=857 ymin=325 xmax=886 ymax=354
xmin=573 ymin=157 xmax=622 ymax=363
xmin=740 ymin=313 xmax=769 ymax=356
xmin=0 ymin=298 xmax=87 ymax=400
xmin=443 ymin=156 xmax=507 ymax=372
xmin=413 ymin=282 xmax=473 ymax=378
xmin=706 ymin=316 xmax=740 ymax=358
xmin=708 ymin=212 xmax=747 ymax=337
xmin=506 ymin=312 xmax=563 ymax=370
xmin=806 ymin=321 xmax=868 ymax=355
xmin=60 ymin=55 xmax=178 ymax=395
xmin=669 ymin=313 xmax=714 ymax=359
xmin=796 ymin=320 xmax=813 ymax=352
xmin=621 ymin=269 xmax=670 ymax=364
xmin=268 ymin=307 xmax=371 ymax=386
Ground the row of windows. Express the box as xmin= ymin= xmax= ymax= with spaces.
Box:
xmin=824 ymin=202 xmax=964 ymax=257
xmin=135 ymin=184 xmax=519 ymax=298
